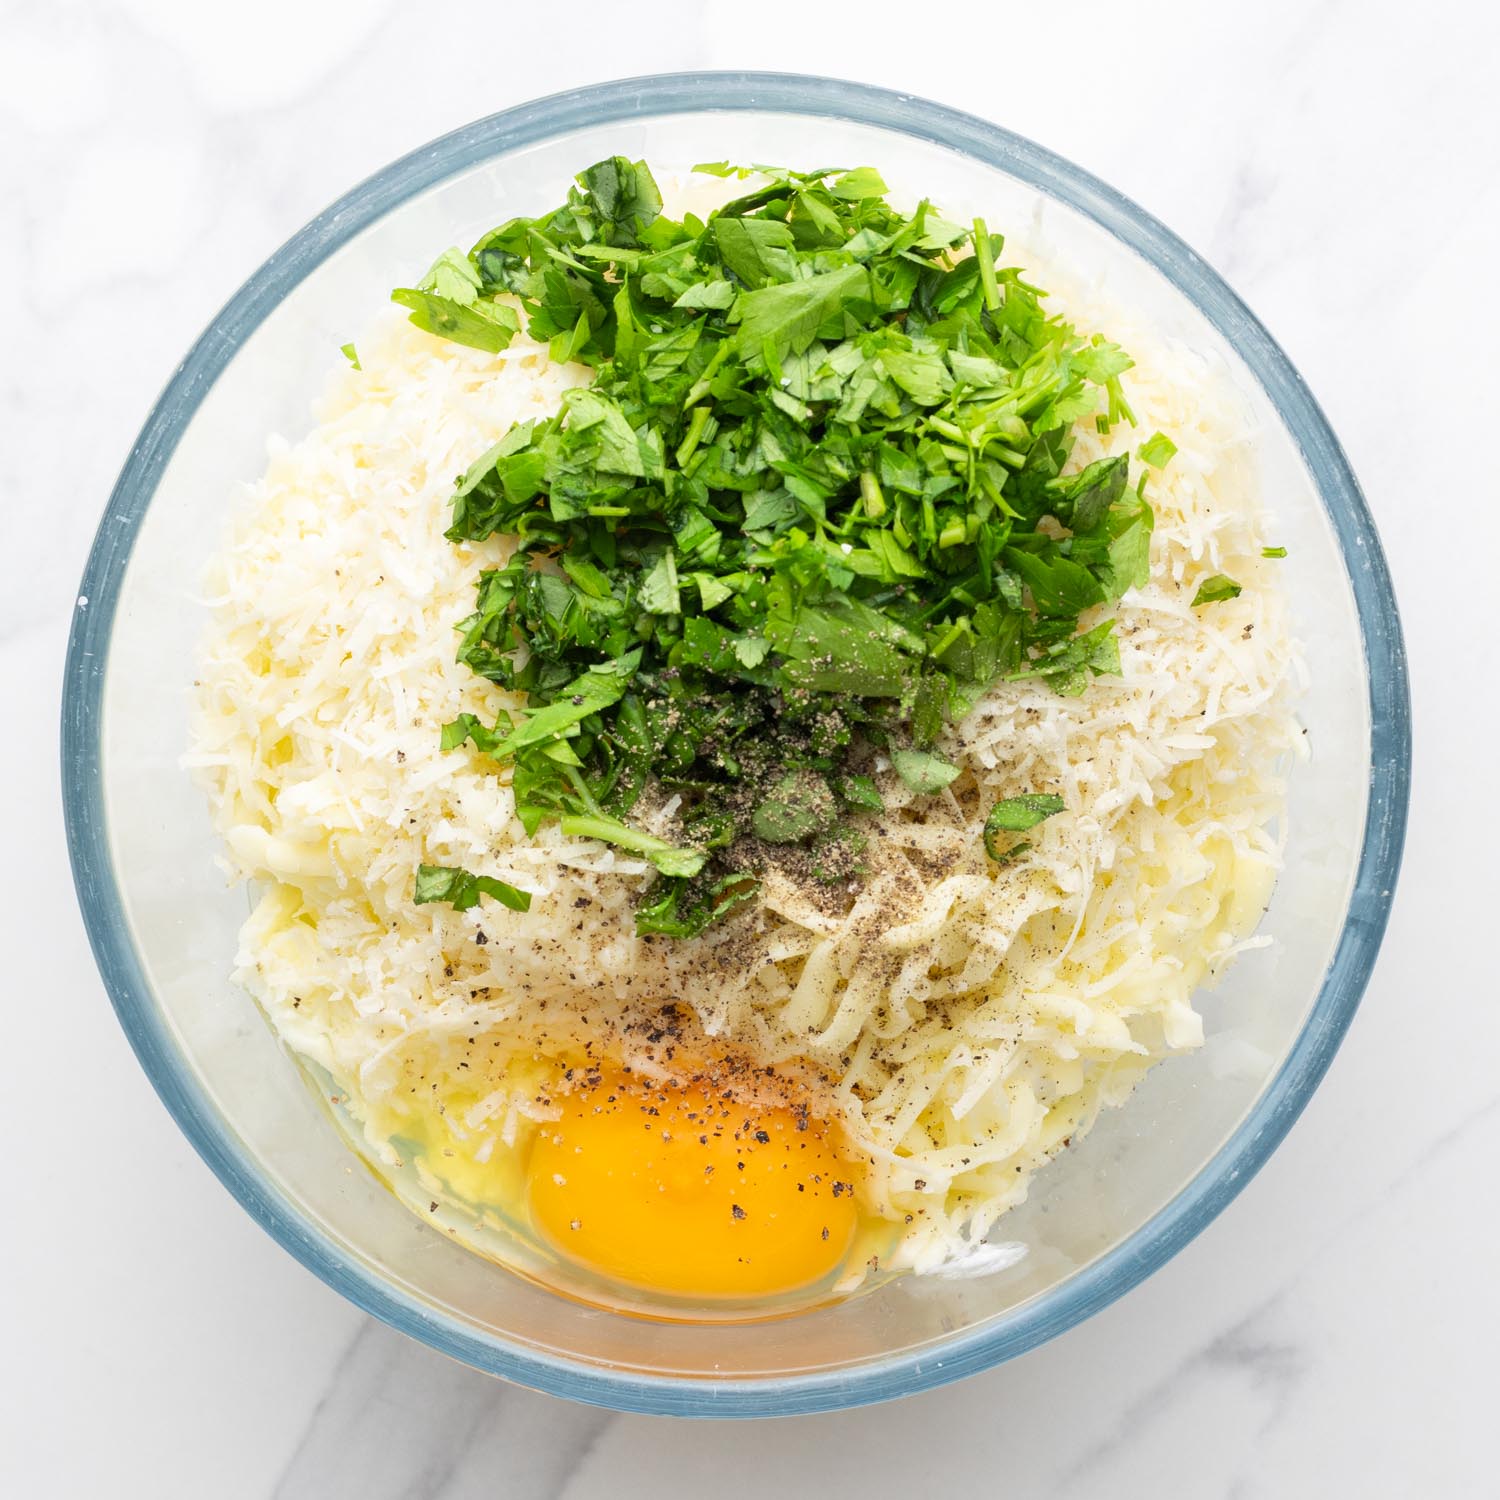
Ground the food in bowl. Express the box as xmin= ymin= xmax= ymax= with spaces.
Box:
xmin=187 ymin=158 xmax=1299 ymax=1311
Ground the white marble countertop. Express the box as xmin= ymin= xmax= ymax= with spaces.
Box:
xmin=3 ymin=2 xmax=1495 ymax=1495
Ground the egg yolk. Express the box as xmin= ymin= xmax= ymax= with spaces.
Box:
xmin=527 ymin=1068 xmax=858 ymax=1299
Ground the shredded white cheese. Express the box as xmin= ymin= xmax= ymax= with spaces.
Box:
xmin=188 ymin=205 xmax=1300 ymax=1276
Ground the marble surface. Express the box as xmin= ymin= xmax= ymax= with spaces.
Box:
xmin=3 ymin=1 xmax=1495 ymax=1494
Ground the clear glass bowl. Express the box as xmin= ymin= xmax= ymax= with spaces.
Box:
xmin=61 ymin=73 xmax=1410 ymax=1416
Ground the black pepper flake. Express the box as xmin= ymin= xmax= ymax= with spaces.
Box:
xmin=754 ymin=1129 xmax=770 ymax=1144
xmin=821 ymin=1225 xmax=829 ymax=1240
xmin=474 ymin=930 xmax=488 ymax=946
xmin=731 ymin=1204 xmax=747 ymax=1220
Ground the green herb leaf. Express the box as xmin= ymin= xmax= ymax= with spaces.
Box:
xmin=674 ymin=279 xmax=737 ymax=311
xmin=1064 ymin=455 xmax=1129 ymax=534
xmin=767 ymin=599 xmax=917 ymax=697
xmin=714 ymin=216 xmax=797 ymax=288
xmin=563 ymin=388 xmax=662 ymax=478
xmin=635 ymin=872 xmax=759 ymax=938
xmin=890 ymin=749 xmax=961 ymax=794
xmin=752 ymin=771 xmax=838 ymax=843
xmin=693 ymin=572 xmax=735 ymax=609
xmin=983 ymin=794 xmax=1064 ymax=861
xmin=578 ymin=156 xmax=662 ymax=245
xmin=495 ymin=653 xmax=640 ymax=757
xmin=1075 ymin=340 xmax=1134 ymax=383
xmin=881 ymin=344 xmax=953 ymax=406
xmin=829 ymin=167 xmax=888 ymax=200
xmin=638 ymin=549 xmax=681 ymax=614
xmin=1138 ymin=431 xmax=1178 ymax=468
xmin=1008 ymin=548 xmax=1107 ymax=617
xmin=985 ymin=793 xmax=1065 ymax=832
xmin=391 ymin=287 xmax=519 ymax=353
xmin=414 ymin=864 xmax=532 ymax=912
xmin=1192 ymin=575 xmax=1243 ymax=607
xmin=838 ymin=775 xmax=884 ymax=813
xmin=732 ymin=633 xmax=770 ymax=669
xmin=733 ymin=263 xmax=870 ymax=369
xmin=340 ymin=342 xmax=361 ymax=370
xmin=418 ymin=247 xmax=483 ymax=304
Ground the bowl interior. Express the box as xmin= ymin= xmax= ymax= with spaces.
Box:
xmin=82 ymin=93 xmax=1377 ymax=1407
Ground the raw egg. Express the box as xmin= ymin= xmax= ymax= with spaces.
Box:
xmin=527 ymin=1066 xmax=858 ymax=1299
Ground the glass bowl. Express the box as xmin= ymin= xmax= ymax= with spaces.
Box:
xmin=61 ymin=72 xmax=1410 ymax=1416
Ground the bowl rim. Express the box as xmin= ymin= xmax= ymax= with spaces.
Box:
xmin=61 ymin=70 xmax=1411 ymax=1418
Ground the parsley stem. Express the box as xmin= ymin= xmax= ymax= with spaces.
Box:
xmin=563 ymin=767 xmax=604 ymax=819
xmin=1015 ymin=375 xmax=1062 ymax=416
xmin=675 ymin=406 xmax=712 ymax=467
xmin=859 ymin=470 xmax=886 ymax=519
xmin=685 ymin=341 xmax=731 ymax=407
xmin=929 ymin=617 xmax=969 ymax=656
xmin=559 ymin=813 xmax=665 ymax=852
xmin=973 ymin=218 xmax=1001 ymax=313
xmin=979 ymin=436 xmax=1027 ymax=467
xmin=1106 ymin=375 xmax=1137 ymax=427
xmin=558 ymin=813 xmax=705 ymax=877
xmin=921 ymin=497 xmax=938 ymax=544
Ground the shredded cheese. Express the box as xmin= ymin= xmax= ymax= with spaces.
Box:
xmin=188 ymin=204 xmax=1300 ymax=1276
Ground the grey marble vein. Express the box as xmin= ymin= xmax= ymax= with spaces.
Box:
xmin=1052 ymin=1089 xmax=1500 ymax=1498
xmin=272 ymin=1321 xmax=613 ymax=1500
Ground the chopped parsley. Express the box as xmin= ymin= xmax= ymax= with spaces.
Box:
xmin=1191 ymin=574 xmax=1243 ymax=607
xmin=1137 ymin=431 xmax=1176 ymax=468
xmin=890 ymin=749 xmax=961 ymax=795
xmin=413 ymin=864 xmax=531 ymax=912
xmin=982 ymin=792 xmax=1066 ymax=864
xmin=397 ymin=157 xmax=1165 ymax=933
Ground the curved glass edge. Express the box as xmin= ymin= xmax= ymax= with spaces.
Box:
xmin=61 ymin=71 xmax=1411 ymax=1418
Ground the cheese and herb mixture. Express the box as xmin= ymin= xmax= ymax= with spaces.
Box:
xmin=189 ymin=160 xmax=1299 ymax=1305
